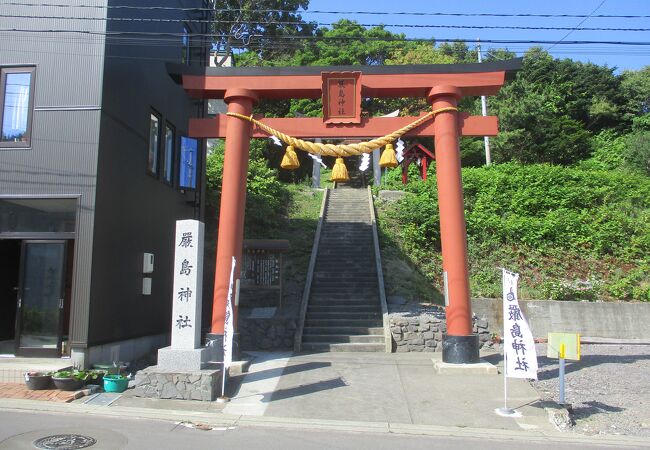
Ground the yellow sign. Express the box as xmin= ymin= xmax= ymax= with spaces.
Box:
xmin=547 ymin=333 xmax=581 ymax=360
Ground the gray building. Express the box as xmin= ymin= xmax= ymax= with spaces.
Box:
xmin=0 ymin=0 xmax=210 ymax=367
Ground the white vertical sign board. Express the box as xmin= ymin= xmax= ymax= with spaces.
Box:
xmin=222 ymin=257 xmax=236 ymax=369
xmin=171 ymin=220 xmax=204 ymax=349
xmin=502 ymin=269 xmax=538 ymax=379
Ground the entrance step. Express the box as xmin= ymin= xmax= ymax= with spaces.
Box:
xmin=301 ymin=334 xmax=385 ymax=344
xmin=301 ymin=342 xmax=385 ymax=352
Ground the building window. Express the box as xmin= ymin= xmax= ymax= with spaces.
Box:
xmin=179 ymin=137 xmax=198 ymax=190
xmin=0 ymin=67 xmax=35 ymax=148
xmin=181 ymin=26 xmax=190 ymax=65
xmin=148 ymin=112 xmax=161 ymax=175
xmin=162 ymin=123 xmax=175 ymax=185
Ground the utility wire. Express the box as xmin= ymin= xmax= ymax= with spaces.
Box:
xmin=548 ymin=0 xmax=608 ymax=50
xmin=3 ymin=3 xmax=649 ymax=19
xmin=2 ymin=28 xmax=650 ymax=46
xmin=1 ymin=14 xmax=649 ymax=32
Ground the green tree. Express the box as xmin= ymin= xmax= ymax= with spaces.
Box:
xmin=620 ymin=66 xmax=650 ymax=124
xmin=212 ymin=0 xmax=315 ymax=64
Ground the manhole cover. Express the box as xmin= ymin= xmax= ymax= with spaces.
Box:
xmin=33 ymin=434 xmax=97 ymax=450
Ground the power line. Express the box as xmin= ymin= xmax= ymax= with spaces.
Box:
xmin=2 ymin=14 xmax=650 ymax=32
xmin=3 ymin=28 xmax=650 ymax=47
xmin=548 ymin=0 xmax=608 ymax=51
xmin=3 ymin=3 xmax=650 ymax=19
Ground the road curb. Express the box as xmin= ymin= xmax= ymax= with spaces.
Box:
xmin=0 ymin=398 xmax=648 ymax=448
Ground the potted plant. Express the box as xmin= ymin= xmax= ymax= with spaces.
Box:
xmin=24 ymin=371 xmax=53 ymax=390
xmin=85 ymin=369 xmax=107 ymax=386
xmin=51 ymin=370 xmax=87 ymax=391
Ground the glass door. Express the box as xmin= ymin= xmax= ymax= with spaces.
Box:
xmin=15 ymin=241 xmax=66 ymax=357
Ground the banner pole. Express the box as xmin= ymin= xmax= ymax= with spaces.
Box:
xmin=503 ymin=352 xmax=508 ymax=410
xmin=503 ymin=269 xmax=508 ymax=410
xmin=558 ymin=343 xmax=565 ymax=405
xmin=221 ymin=365 xmax=227 ymax=398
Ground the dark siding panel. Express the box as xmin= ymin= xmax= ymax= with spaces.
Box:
xmin=88 ymin=0 xmax=208 ymax=345
xmin=0 ymin=1 xmax=108 ymax=348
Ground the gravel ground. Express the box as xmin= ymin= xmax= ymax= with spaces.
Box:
xmin=529 ymin=343 xmax=650 ymax=437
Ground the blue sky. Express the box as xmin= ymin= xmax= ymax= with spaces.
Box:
xmin=305 ymin=0 xmax=650 ymax=72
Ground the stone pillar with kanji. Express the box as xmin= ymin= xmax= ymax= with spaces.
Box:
xmin=158 ymin=219 xmax=210 ymax=370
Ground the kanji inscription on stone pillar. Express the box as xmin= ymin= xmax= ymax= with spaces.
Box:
xmin=171 ymin=219 xmax=204 ymax=349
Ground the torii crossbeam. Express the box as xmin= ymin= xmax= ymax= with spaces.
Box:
xmin=168 ymin=58 xmax=521 ymax=364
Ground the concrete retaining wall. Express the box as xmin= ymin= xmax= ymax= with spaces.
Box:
xmin=472 ymin=298 xmax=650 ymax=339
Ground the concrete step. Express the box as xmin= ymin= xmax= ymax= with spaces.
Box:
xmin=301 ymin=342 xmax=385 ymax=352
xmin=307 ymin=311 xmax=381 ymax=320
xmin=309 ymin=301 xmax=379 ymax=308
xmin=313 ymin=271 xmax=376 ymax=278
xmin=310 ymin=289 xmax=379 ymax=296
xmin=305 ymin=318 xmax=383 ymax=327
xmin=301 ymin=334 xmax=385 ymax=344
xmin=314 ymin=260 xmax=374 ymax=265
xmin=303 ymin=326 xmax=384 ymax=335
xmin=311 ymin=281 xmax=377 ymax=286
xmin=308 ymin=304 xmax=379 ymax=313
xmin=310 ymin=289 xmax=378 ymax=296
xmin=320 ymin=238 xmax=370 ymax=241
xmin=318 ymin=242 xmax=373 ymax=247
xmin=310 ymin=293 xmax=379 ymax=300
xmin=312 ymin=278 xmax=377 ymax=284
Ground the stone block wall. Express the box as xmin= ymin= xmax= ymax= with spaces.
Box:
xmin=239 ymin=317 xmax=297 ymax=350
xmin=389 ymin=307 xmax=491 ymax=352
xmin=134 ymin=367 xmax=221 ymax=401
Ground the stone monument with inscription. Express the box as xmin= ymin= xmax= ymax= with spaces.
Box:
xmin=134 ymin=220 xmax=221 ymax=401
xmin=157 ymin=219 xmax=209 ymax=369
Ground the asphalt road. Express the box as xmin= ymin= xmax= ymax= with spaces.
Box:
xmin=0 ymin=410 xmax=645 ymax=450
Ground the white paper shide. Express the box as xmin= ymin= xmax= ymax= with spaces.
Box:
xmin=502 ymin=269 xmax=538 ymax=379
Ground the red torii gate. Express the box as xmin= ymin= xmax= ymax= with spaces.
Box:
xmin=169 ymin=59 xmax=521 ymax=364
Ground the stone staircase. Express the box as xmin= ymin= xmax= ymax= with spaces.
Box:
xmin=301 ymin=186 xmax=386 ymax=352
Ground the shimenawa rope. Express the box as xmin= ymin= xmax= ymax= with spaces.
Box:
xmin=226 ymin=106 xmax=458 ymax=157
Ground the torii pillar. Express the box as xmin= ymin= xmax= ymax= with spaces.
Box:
xmin=206 ymin=88 xmax=258 ymax=359
xmin=430 ymin=86 xmax=478 ymax=363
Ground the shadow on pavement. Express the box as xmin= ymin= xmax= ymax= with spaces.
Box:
xmin=262 ymin=377 xmax=347 ymax=402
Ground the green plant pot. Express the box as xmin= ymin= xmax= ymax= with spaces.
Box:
xmin=52 ymin=377 xmax=85 ymax=391
xmin=85 ymin=372 xmax=105 ymax=386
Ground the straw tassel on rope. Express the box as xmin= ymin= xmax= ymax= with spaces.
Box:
xmin=379 ymin=142 xmax=398 ymax=168
xmin=280 ymin=145 xmax=300 ymax=170
xmin=331 ymin=157 xmax=349 ymax=182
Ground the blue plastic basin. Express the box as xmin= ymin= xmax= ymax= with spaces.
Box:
xmin=103 ymin=375 xmax=128 ymax=393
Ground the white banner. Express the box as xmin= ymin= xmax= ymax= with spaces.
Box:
xmin=502 ymin=269 xmax=538 ymax=379
xmin=223 ymin=257 xmax=236 ymax=369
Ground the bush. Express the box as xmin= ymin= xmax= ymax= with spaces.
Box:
xmin=380 ymin=162 xmax=650 ymax=301
xmin=624 ymin=131 xmax=650 ymax=176
xmin=206 ymin=139 xmax=290 ymax=238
